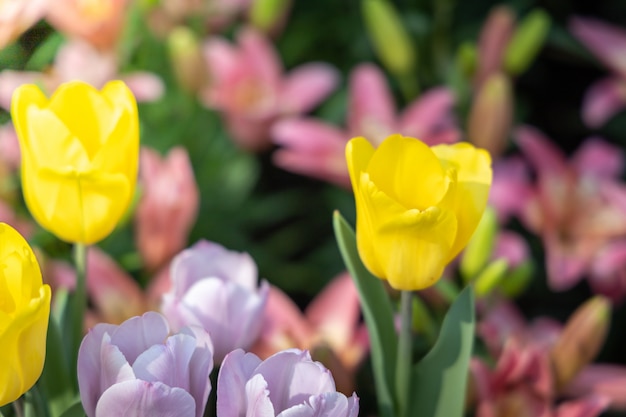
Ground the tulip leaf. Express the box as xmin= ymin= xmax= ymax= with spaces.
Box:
xmin=40 ymin=316 xmax=75 ymax=417
xmin=409 ymin=286 xmax=475 ymax=417
xmin=333 ymin=211 xmax=397 ymax=417
xmin=57 ymin=401 xmax=85 ymax=417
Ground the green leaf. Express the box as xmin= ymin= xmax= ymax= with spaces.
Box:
xmin=333 ymin=211 xmax=397 ymax=417
xmin=25 ymin=33 xmax=65 ymax=71
xmin=409 ymin=286 xmax=475 ymax=417
xmin=40 ymin=316 xmax=75 ymax=417
xmin=57 ymin=401 xmax=85 ymax=417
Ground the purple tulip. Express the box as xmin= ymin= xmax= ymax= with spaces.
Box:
xmin=218 ymin=348 xmax=359 ymax=417
xmin=77 ymin=312 xmax=213 ymax=417
xmin=161 ymin=240 xmax=270 ymax=363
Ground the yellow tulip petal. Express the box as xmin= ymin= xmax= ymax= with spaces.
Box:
xmin=346 ymin=136 xmax=375 ymax=192
xmin=367 ymin=135 xmax=449 ymax=210
xmin=11 ymin=84 xmax=49 ymax=148
xmin=432 ymin=143 xmax=493 ymax=260
xmin=376 ymin=206 xmax=457 ymax=290
xmin=48 ymin=81 xmax=115 ymax=158
xmin=101 ymin=80 xmax=138 ymax=116
xmin=92 ymin=110 xmax=139 ymax=181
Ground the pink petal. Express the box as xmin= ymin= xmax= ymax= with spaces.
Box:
xmin=95 ymin=380 xmax=196 ymax=417
xmin=492 ymin=231 xmax=529 ymax=268
xmin=305 ymin=273 xmax=360 ymax=352
xmin=280 ymin=63 xmax=339 ymax=115
xmin=544 ymin=234 xmax=588 ymax=291
xmin=225 ymin=113 xmax=273 ymax=152
xmin=565 ymin=364 xmax=626 ymax=410
xmin=398 ymin=87 xmax=459 ymax=146
xmin=488 ymin=156 xmax=533 ymax=223
xmin=347 ymin=63 xmax=396 ymax=141
xmin=474 ymin=6 xmax=515 ymax=88
xmin=589 ymin=240 xmax=626 ymax=302
xmin=581 ymin=77 xmax=626 ymax=128
xmin=271 ymin=118 xmax=350 ymax=187
xmin=122 ymin=72 xmax=165 ymax=102
xmin=513 ymin=125 xmax=567 ymax=175
xmin=86 ymin=247 xmax=146 ymax=324
xmin=202 ymin=37 xmax=241 ymax=84
xmin=238 ymin=27 xmax=282 ymax=88
xmin=0 ymin=70 xmax=43 ymax=110
xmin=570 ymin=16 xmax=626 ymax=79
xmin=555 ymin=395 xmax=610 ymax=417
xmin=571 ymin=136 xmax=624 ymax=178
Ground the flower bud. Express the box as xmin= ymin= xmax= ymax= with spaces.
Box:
xmin=474 ymin=258 xmax=509 ymax=297
xmin=460 ymin=206 xmax=498 ymax=282
xmin=249 ymin=0 xmax=291 ymax=33
xmin=467 ymin=72 xmax=513 ymax=158
xmin=550 ymin=296 xmax=611 ymax=389
xmin=504 ymin=9 xmax=551 ymax=76
xmin=167 ymin=26 xmax=207 ymax=93
xmin=362 ymin=0 xmax=416 ymax=76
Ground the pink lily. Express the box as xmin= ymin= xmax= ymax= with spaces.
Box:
xmin=513 ymin=126 xmax=626 ymax=299
xmin=135 ymin=146 xmax=199 ymax=271
xmin=0 ymin=0 xmax=47 ymax=49
xmin=250 ymin=272 xmax=369 ymax=394
xmin=570 ymin=17 xmax=626 ymax=127
xmin=0 ymin=39 xmax=164 ymax=112
xmin=272 ymin=63 xmax=459 ymax=187
xmin=45 ymin=0 xmax=129 ymax=50
xmin=471 ymin=299 xmax=617 ymax=416
xmin=200 ymin=27 xmax=339 ymax=151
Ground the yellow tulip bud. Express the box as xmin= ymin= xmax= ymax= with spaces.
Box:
xmin=346 ymin=135 xmax=492 ymax=290
xmin=11 ymin=81 xmax=139 ymax=244
xmin=0 ymin=222 xmax=51 ymax=406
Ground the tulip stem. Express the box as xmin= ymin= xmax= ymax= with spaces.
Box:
xmin=69 ymin=243 xmax=87 ymax=390
xmin=395 ymin=290 xmax=413 ymax=417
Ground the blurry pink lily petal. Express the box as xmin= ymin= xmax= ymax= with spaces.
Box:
xmin=86 ymin=248 xmax=147 ymax=326
xmin=0 ymin=0 xmax=47 ymax=49
xmin=588 ymin=240 xmax=626 ymax=301
xmin=0 ymin=123 xmax=22 ymax=171
xmin=136 ymin=146 xmax=199 ymax=271
xmin=492 ymin=231 xmax=530 ymax=268
xmin=201 ymin=27 xmax=339 ymax=151
xmin=570 ymin=17 xmax=626 ymax=80
xmin=251 ymin=273 xmax=368 ymax=394
xmin=488 ymin=156 xmax=533 ymax=223
xmin=580 ymin=77 xmax=626 ymax=128
xmin=571 ymin=136 xmax=624 ymax=178
xmin=566 ymin=365 xmax=626 ymax=410
xmin=46 ymin=0 xmax=130 ymax=49
xmin=513 ymin=126 xmax=626 ymax=294
xmin=271 ymin=63 xmax=459 ymax=187
xmin=570 ymin=17 xmax=626 ymax=126
xmin=161 ymin=240 xmax=269 ymax=363
xmin=555 ymin=396 xmax=610 ymax=417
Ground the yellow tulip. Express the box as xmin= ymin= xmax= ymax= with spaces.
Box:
xmin=0 ymin=222 xmax=51 ymax=406
xmin=346 ymin=134 xmax=492 ymax=290
xmin=11 ymin=81 xmax=139 ymax=244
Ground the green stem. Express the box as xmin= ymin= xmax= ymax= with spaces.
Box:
xmin=12 ymin=398 xmax=24 ymax=417
xmin=395 ymin=290 xmax=413 ymax=417
xmin=68 ymin=243 xmax=87 ymax=389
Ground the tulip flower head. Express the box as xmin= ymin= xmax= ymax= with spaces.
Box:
xmin=346 ymin=134 xmax=492 ymax=290
xmin=11 ymin=80 xmax=139 ymax=244
xmin=77 ymin=312 xmax=214 ymax=417
xmin=218 ymin=348 xmax=359 ymax=417
xmin=0 ymin=222 xmax=51 ymax=406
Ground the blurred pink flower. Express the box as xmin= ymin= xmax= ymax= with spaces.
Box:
xmin=271 ymin=63 xmax=459 ymax=187
xmin=0 ymin=0 xmax=47 ymax=49
xmin=136 ymin=146 xmax=199 ymax=271
xmin=471 ymin=300 xmax=616 ymax=416
xmin=513 ymin=126 xmax=626 ymax=299
xmin=200 ymin=27 xmax=339 ymax=151
xmin=250 ymin=272 xmax=368 ymax=394
xmin=474 ymin=6 xmax=515 ymax=88
xmin=0 ymin=40 xmax=164 ymax=112
xmin=570 ymin=17 xmax=626 ymax=127
xmin=46 ymin=0 xmax=129 ymax=49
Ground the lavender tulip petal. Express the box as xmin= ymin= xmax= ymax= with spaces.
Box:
xmin=99 ymin=334 xmax=136 ymax=391
xmin=255 ymin=349 xmax=336 ymax=412
xmin=95 ymin=380 xmax=196 ymax=417
xmin=110 ymin=312 xmax=170 ymax=365
xmin=78 ymin=324 xmax=119 ymax=417
xmin=132 ymin=333 xmax=196 ymax=392
xmin=180 ymin=326 xmax=214 ymax=417
xmin=245 ymin=374 xmax=275 ymax=417
xmin=171 ymin=241 xmax=258 ymax=295
xmin=277 ymin=393 xmax=349 ymax=417
xmin=218 ymin=349 xmax=263 ymax=417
